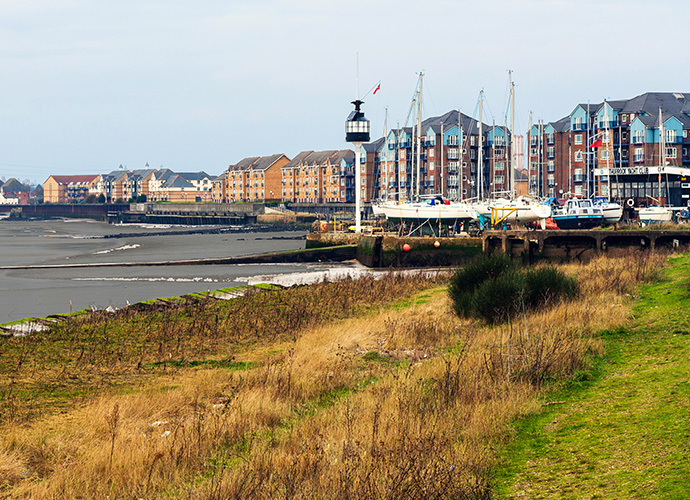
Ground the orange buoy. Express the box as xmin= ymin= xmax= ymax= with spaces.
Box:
xmin=402 ymin=243 xmax=411 ymax=252
xmin=434 ymin=240 xmax=440 ymax=248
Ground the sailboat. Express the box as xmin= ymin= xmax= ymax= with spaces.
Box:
xmin=472 ymin=73 xmax=552 ymax=229
xmin=636 ymin=108 xmax=674 ymax=224
xmin=376 ymin=73 xmax=475 ymax=226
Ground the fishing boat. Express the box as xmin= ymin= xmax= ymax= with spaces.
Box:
xmin=552 ymin=198 xmax=605 ymax=229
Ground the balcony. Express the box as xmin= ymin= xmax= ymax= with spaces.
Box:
xmin=572 ymin=123 xmax=586 ymax=132
xmin=633 ymin=156 xmax=644 ymax=163
xmin=632 ymin=136 xmax=645 ymax=145
xmin=573 ymin=175 xmax=585 ymax=182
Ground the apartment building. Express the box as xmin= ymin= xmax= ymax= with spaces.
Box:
xmin=281 ymin=150 xmax=358 ymax=203
xmin=43 ymin=175 xmax=100 ymax=203
xmin=368 ymin=110 xmax=514 ymax=202
xmin=529 ymin=92 xmax=690 ymax=206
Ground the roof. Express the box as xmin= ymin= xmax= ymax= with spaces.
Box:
xmin=1 ymin=178 xmax=31 ymax=192
xmin=284 ymin=151 xmax=314 ymax=168
xmin=47 ymin=174 xmax=99 ymax=185
xmin=251 ymin=154 xmax=288 ymax=171
xmin=176 ymin=171 xmax=212 ymax=181
xmin=551 ymin=116 xmax=571 ymax=133
xmin=363 ymin=137 xmax=385 ymax=153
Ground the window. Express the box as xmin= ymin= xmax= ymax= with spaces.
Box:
xmin=494 ymin=175 xmax=505 ymax=184
xmin=666 ymin=147 xmax=677 ymax=159
xmin=429 ymin=149 xmax=435 ymax=158
xmin=574 ymin=134 xmax=583 ymax=145
xmin=494 ymin=148 xmax=505 ymax=157
xmin=429 ymin=161 xmax=435 ymax=170
xmin=494 ymin=136 xmax=505 ymax=146
xmin=601 ymin=150 xmax=609 ymax=160
xmin=666 ymin=129 xmax=676 ymax=144
xmin=547 ymin=160 xmax=555 ymax=172
xmin=447 ymin=135 xmax=458 ymax=146
xmin=574 ymin=185 xmax=583 ymax=196
xmin=575 ymin=151 xmax=583 ymax=162
xmin=448 ymin=148 xmax=459 ymax=159
xmin=470 ymin=136 xmax=476 ymax=146
xmin=633 ymin=130 xmax=644 ymax=144
xmin=547 ymin=174 xmax=555 ymax=186
xmin=634 ymin=148 xmax=644 ymax=162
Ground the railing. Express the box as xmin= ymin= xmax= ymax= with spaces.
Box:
xmin=573 ymin=175 xmax=585 ymax=182
xmin=632 ymin=136 xmax=645 ymax=145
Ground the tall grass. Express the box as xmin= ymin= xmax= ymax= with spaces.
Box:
xmin=0 ymin=251 xmax=668 ymax=499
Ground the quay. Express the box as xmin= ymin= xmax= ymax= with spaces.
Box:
xmin=483 ymin=229 xmax=690 ymax=261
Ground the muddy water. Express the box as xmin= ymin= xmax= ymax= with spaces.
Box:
xmin=0 ymin=219 xmax=325 ymax=323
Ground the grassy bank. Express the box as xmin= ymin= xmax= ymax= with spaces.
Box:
xmin=495 ymin=253 xmax=690 ymax=498
xmin=0 ymin=251 xmax=674 ymax=499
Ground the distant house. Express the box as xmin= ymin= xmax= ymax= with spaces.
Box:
xmin=212 ymin=171 xmax=228 ymax=203
xmin=1 ymin=178 xmax=31 ymax=204
xmin=281 ymin=150 xmax=357 ymax=203
xmin=147 ymin=169 xmax=212 ymax=202
xmin=43 ymin=175 xmax=99 ymax=203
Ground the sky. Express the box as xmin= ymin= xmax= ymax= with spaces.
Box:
xmin=1 ymin=0 xmax=689 ymax=184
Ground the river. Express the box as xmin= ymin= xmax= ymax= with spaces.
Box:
xmin=0 ymin=219 xmax=361 ymax=324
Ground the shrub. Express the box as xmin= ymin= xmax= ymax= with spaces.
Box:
xmin=448 ymin=253 xmax=516 ymax=318
xmin=524 ymin=266 xmax=578 ymax=309
xmin=472 ymin=270 xmax=527 ymax=324
xmin=449 ymin=254 xmax=578 ymax=324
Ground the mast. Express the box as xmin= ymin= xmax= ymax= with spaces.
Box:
xmin=416 ymin=72 xmax=423 ymax=199
xmin=508 ymin=70 xmax=515 ymax=198
xmin=479 ymin=89 xmax=484 ymax=199
xmin=604 ymin=100 xmax=610 ymax=200
xmin=383 ymin=107 xmax=388 ymax=200
xmin=659 ymin=107 xmax=664 ymax=203
xmin=459 ymin=111 xmax=464 ymax=201
xmin=528 ymin=111 xmax=533 ymax=197
xmin=440 ymin=121 xmax=445 ymax=198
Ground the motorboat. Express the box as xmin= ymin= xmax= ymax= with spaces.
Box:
xmin=552 ymin=198 xmax=605 ymax=229
xmin=592 ymin=198 xmax=623 ymax=225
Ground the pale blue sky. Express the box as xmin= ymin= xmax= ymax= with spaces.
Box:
xmin=1 ymin=0 xmax=687 ymax=183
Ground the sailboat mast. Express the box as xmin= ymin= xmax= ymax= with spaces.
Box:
xmin=508 ymin=71 xmax=516 ymax=198
xmin=416 ymin=72 xmax=423 ymax=199
xmin=459 ymin=111 xmax=464 ymax=201
xmin=659 ymin=107 xmax=664 ymax=203
xmin=440 ymin=122 xmax=444 ymax=198
xmin=383 ymin=107 xmax=388 ymax=200
xmin=479 ymin=90 xmax=484 ymax=200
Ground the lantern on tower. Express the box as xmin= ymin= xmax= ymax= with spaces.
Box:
xmin=345 ymin=100 xmax=370 ymax=233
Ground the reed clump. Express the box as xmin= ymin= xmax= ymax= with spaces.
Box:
xmin=0 ymin=251 xmax=667 ymax=499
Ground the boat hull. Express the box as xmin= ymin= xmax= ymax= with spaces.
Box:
xmin=380 ymin=202 xmax=474 ymax=222
xmin=552 ymin=214 xmax=605 ymax=230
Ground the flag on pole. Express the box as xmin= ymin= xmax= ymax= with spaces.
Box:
xmin=373 ymin=82 xmax=381 ymax=95
xmin=589 ymin=138 xmax=603 ymax=148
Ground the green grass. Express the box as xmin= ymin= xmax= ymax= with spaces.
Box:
xmin=494 ymin=253 xmax=690 ymax=499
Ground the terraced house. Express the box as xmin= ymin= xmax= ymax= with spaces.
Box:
xmin=528 ymin=92 xmax=690 ymax=206
xmin=225 ymin=154 xmax=287 ymax=202
xmin=281 ymin=150 xmax=358 ymax=203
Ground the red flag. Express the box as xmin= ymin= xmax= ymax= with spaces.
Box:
xmin=589 ymin=138 xmax=603 ymax=148
xmin=373 ymin=83 xmax=381 ymax=95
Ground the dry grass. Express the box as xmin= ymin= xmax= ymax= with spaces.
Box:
xmin=0 ymin=251 xmax=667 ymax=499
